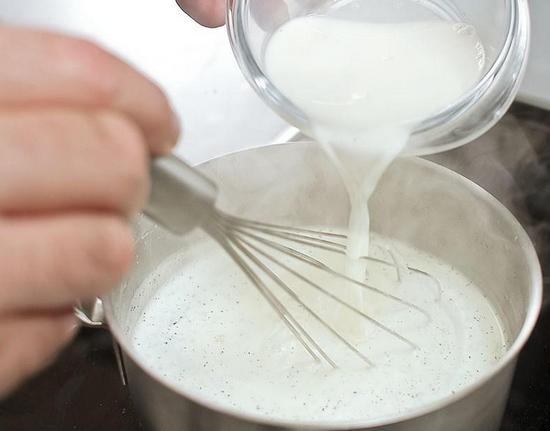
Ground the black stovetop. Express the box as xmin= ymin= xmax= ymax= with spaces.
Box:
xmin=1 ymin=103 xmax=549 ymax=431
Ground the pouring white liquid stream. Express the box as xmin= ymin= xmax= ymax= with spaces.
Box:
xmin=264 ymin=16 xmax=486 ymax=259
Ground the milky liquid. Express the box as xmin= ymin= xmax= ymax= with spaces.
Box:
xmin=264 ymin=16 xmax=486 ymax=259
xmin=131 ymin=231 xmax=507 ymax=425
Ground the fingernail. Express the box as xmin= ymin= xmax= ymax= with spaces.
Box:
xmin=171 ymin=110 xmax=181 ymax=140
xmin=163 ymin=110 xmax=182 ymax=153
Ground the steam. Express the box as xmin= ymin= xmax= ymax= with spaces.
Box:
xmin=427 ymin=104 xmax=550 ymax=305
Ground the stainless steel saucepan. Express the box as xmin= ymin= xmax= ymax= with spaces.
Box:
xmin=79 ymin=142 xmax=542 ymax=431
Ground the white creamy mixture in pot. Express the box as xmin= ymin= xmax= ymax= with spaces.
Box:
xmin=131 ymin=232 xmax=506 ymax=424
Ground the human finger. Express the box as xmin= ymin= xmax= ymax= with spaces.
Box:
xmin=175 ymin=0 xmax=226 ymax=27
xmin=0 ymin=214 xmax=134 ymax=312
xmin=0 ymin=109 xmax=149 ymax=215
xmin=0 ymin=26 xmax=179 ymax=154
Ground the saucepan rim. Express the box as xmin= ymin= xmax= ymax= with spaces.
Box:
xmin=103 ymin=143 xmax=543 ymax=430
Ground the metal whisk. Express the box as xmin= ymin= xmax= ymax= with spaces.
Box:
xmin=145 ymin=155 xmax=440 ymax=367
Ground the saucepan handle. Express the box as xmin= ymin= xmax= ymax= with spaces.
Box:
xmin=74 ymin=298 xmax=106 ymax=328
xmin=74 ymin=299 xmax=128 ymax=385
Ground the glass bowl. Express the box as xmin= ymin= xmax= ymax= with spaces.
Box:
xmin=227 ymin=0 xmax=530 ymax=155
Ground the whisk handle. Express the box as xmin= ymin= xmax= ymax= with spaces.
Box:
xmin=144 ymin=154 xmax=218 ymax=235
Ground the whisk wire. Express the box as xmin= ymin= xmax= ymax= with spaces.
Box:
xmin=204 ymin=212 xmax=442 ymax=367
xmin=234 ymin=234 xmax=375 ymax=366
xmin=212 ymin=223 xmax=337 ymax=366
xmin=226 ymin=216 xmax=443 ymax=298
xmin=238 ymin=232 xmax=418 ymax=351
xmin=228 ymin=224 xmax=429 ymax=321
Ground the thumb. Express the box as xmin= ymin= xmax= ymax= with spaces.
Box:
xmin=175 ymin=0 xmax=226 ymax=28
